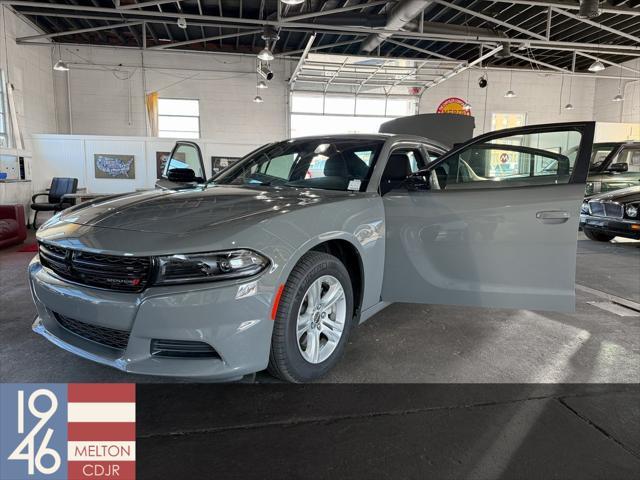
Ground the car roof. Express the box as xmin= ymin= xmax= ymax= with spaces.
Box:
xmin=283 ymin=133 xmax=450 ymax=151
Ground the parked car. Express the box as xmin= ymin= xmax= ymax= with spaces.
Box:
xmin=585 ymin=141 xmax=640 ymax=195
xmin=580 ymin=185 xmax=640 ymax=242
xmin=31 ymin=121 xmax=595 ymax=382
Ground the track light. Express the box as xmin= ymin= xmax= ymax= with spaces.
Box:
xmin=612 ymin=93 xmax=623 ymax=102
xmin=257 ymin=63 xmax=274 ymax=81
xmin=258 ymin=48 xmax=274 ymax=61
xmin=53 ymin=60 xmax=69 ymax=71
xmin=257 ymin=80 xmax=268 ymax=89
xmin=588 ymin=60 xmax=605 ymax=72
xmin=564 ymin=103 xmax=574 ymax=110
xmin=177 ymin=17 xmax=187 ymax=29
xmin=281 ymin=0 xmax=304 ymax=4
xmin=253 ymin=95 xmax=264 ymax=103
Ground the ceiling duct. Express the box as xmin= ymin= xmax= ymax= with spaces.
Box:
xmin=360 ymin=0 xmax=434 ymax=53
xmin=578 ymin=0 xmax=602 ymax=19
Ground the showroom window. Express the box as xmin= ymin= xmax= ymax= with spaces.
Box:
xmin=158 ymin=98 xmax=200 ymax=139
xmin=491 ymin=112 xmax=527 ymax=131
xmin=0 ymin=71 xmax=8 ymax=147
xmin=290 ymin=92 xmax=417 ymax=137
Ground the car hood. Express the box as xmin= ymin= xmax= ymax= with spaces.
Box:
xmin=586 ymin=185 xmax=640 ymax=203
xmin=48 ymin=185 xmax=352 ymax=234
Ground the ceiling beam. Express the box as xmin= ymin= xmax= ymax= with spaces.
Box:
xmin=119 ymin=0 xmax=179 ymax=10
xmin=148 ymin=29 xmax=262 ymax=50
xmin=17 ymin=20 xmax=144 ymax=42
xmin=431 ymin=0 xmax=547 ymax=40
xmin=385 ymin=39 xmax=457 ymax=61
xmin=575 ymin=51 xmax=640 ymax=74
xmin=286 ymin=38 xmax=364 ymax=56
xmin=508 ymin=51 xmax=567 ymax=72
xmin=426 ymin=45 xmax=504 ymax=89
xmin=281 ymin=0 xmax=390 ymax=22
xmin=486 ymin=0 xmax=640 ymax=16
xmin=550 ymin=7 xmax=640 ymax=44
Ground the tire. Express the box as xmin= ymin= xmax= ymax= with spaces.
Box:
xmin=268 ymin=251 xmax=354 ymax=383
xmin=584 ymin=228 xmax=615 ymax=242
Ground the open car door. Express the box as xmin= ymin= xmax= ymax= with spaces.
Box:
xmin=381 ymin=121 xmax=595 ymax=312
xmin=155 ymin=141 xmax=206 ymax=190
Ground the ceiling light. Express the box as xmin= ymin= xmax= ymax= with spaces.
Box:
xmin=257 ymin=80 xmax=268 ymax=89
xmin=253 ymin=95 xmax=263 ymax=103
xmin=504 ymin=90 xmax=516 ymax=98
xmin=564 ymin=103 xmax=574 ymax=110
xmin=612 ymin=93 xmax=623 ymax=102
xmin=281 ymin=0 xmax=305 ymax=4
xmin=463 ymin=102 xmax=471 ymax=111
xmin=53 ymin=60 xmax=69 ymax=71
xmin=588 ymin=60 xmax=605 ymax=72
xmin=177 ymin=17 xmax=187 ymax=29
xmin=577 ymin=0 xmax=601 ymax=19
xmin=258 ymin=48 xmax=274 ymax=61
xmin=504 ymin=70 xmax=516 ymax=98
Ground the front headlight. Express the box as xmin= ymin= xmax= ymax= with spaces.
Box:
xmin=626 ymin=204 xmax=638 ymax=218
xmin=153 ymin=249 xmax=269 ymax=285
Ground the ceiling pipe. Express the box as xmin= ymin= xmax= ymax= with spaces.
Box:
xmin=360 ymin=0 xmax=434 ymax=53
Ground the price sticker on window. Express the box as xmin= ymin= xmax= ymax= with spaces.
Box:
xmin=347 ymin=179 xmax=362 ymax=191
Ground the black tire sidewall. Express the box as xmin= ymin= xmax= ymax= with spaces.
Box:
xmin=584 ymin=228 xmax=614 ymax=242
xmin=276 ymin=253 xmax=354 ymax=381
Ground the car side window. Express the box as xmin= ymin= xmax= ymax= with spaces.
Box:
xmin=616 ymin=148 xmax=640 ymax=172
xmin=380 ymin=147 xmax=426 ymax=195
xmin=433 ymin=130 xmax=583 ymax=190
xmin=165 ymin=143 xmax=205 ymax=182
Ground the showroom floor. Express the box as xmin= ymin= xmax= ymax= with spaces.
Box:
xmin=1 ymin=230 xmax=638 ymax=384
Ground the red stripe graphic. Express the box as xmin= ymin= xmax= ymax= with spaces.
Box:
xmin=68 ymin=384 xmax=136 ymax=403
xmin=68 ymin=422 xmax=136 ymax=441
xmin=68 ymin=461 xmax=135 ymax=480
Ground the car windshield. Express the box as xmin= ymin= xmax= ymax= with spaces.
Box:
xmin=212 ymin=138 xmax=385 ymax=192
xmin=589 ymin=144 xmax=617 ymax=170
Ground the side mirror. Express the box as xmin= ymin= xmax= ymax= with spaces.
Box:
xmin=403 ymin=174 xmax=431 ymax=192
xmin=608 ymin=162 xmax=628 ymax=173
xmin=167 ymin=168 xmax=197 ymax=183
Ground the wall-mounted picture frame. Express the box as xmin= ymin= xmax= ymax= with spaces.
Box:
xmin=94 ymin=154 xmax=135 ymax=179
xmin=212 ymin=156 xmax=240 ymax=174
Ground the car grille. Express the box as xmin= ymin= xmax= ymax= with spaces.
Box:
xmin=54 ymin=312 xmax=130 ymax=350
xmin=588 ymin=201 xmax=623 ymax=219
xmin=39 ymin=243 xmax=152 ymax=292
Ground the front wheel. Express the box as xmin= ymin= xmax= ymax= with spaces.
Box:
xmin=584 ymin=228 xmax=615 ymax=242
xmin=268 ymin=251 xmax=354 ymax=383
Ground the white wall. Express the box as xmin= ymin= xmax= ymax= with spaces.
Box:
xmin=0 ymin=5 xmax=57 ymax=150
xmin=419 ymin=69 xmax=596 ymax=134
xmin=593 ymin=59 xmax=640 ymax=126
xmin=30 ymin=134 xmax=259 ymax=193
xmin=53 ymin=45 xmax=291 ymax=145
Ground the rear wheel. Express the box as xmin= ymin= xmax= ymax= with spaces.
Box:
xmin=268 ymin=251 xmax=354 ymax=383
xmin=584 ymin=228 xmax=615 ymax=242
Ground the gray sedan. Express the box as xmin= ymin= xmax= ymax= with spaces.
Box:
xmin=30 ymin=121 xmax=595 ymax=382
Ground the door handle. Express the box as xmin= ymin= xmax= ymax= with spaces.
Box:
xmin=536 ymin=210 xmax=570 ymax=224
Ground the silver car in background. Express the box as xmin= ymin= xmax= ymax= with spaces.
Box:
xmin=30 ymin=121 xmax=595 ymax=382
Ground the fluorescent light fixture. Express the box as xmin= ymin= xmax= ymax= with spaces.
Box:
xmin=564 ymin=103 xmax=574 ymax=110
xmin=588 ymin=60 xmax=605 ymax=72
xmin=257 ymin=80 xmax=268 ymax=89
xmin=258 ymin=48 xmax=274 ymax=61
xmin=53 ymin=60 xmax=69 ymax=71
xmin=612 ymin=93 xmax=623 ymax=102
xmin=253 ymin=95 xmax=264 ymax=103
xmin=504 ymin=90 xmax=516 ymax=98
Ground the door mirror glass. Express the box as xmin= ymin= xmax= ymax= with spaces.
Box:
xmin=164 ymin=142 xmax=205 ymax=183
xmin=433 ymin=129 xmax=583 ymax=189
xmin=608 ymin=162 xmax=629 ymax=173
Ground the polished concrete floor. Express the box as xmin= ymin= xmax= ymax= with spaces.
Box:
xmin=1 ymin=231 xmax=638 ymax=384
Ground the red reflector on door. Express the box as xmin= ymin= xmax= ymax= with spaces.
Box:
xmin=271 ymin=284 xmax=285 ymax=320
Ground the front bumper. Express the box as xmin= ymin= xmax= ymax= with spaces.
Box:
xmin=579 ymin=214 xmax=640 ymax=240
xmin=28 ymin=257 xmax=275 ymax=380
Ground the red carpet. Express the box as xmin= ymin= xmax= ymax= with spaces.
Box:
xmin=17 ymin=243 xmax=38 ymax=252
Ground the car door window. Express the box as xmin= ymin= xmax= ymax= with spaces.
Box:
xmin=433 ymin=129 xmax=583 ymax=189
xmin=380 ymin=147 xmax=426 ymax=195
xmin=165 ymin=142 xmax=205 ymax=182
